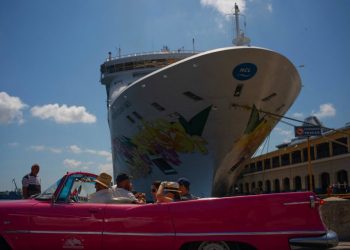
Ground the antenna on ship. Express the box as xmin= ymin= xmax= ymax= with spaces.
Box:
xmin=192 ymin=38 xmax=195 ymax=52
xmin=232 ymin=3 xmax=250 ymax=46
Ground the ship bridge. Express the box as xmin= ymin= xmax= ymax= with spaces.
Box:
xmin=100 ymin=50 xmax=197 ymax=85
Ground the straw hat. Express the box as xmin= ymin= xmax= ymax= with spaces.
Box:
xmin=95 ymin=172 xmax=112 ymax=188
xmin=163 ymin=181 xmax=180 ymax=192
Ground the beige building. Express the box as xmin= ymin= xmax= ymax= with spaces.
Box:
xmin=236 ymin=124 xmax=350 ymax=194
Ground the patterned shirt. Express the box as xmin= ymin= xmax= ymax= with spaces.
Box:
xmin=22 ymin=173 xmax=41 ymax=197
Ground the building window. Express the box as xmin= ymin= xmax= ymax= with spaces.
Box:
xmin=257 ymin=161 xmax=263 ymax=171
xmin=303 ymin=146 xmax=315 ymax=161
xmin=337 ymin=170 xmax=348 ymax=185
xmin=283 ymin=178 xmax=290 ymax=192
xmin=291 ymin=150 xmax=302 ymax=164
xmin=294 ymin=176 xmax=302 ymax=191
xmin=265 ymin=180 xmax=271 ymax=193
xmin=305 ymin=175 xmax=315 ymax=191
xmin=332 ymin=137 xmax=348 ymax=156
xmin=264 ymin=158 xmax=271 ymax=169
xmin=274 ymin=179 xmax=280 ymax=192
xmin=320 ymin=172 xmax=330 ymax=194
xmin=245 ymin=183 xmax=250 ymax=194
xmin=317 ymin=142 xmax=330 ymax=159
xmin=272 ymin=156 xmax=280 ymax=168
xmin=281 ymin=153 xmax=290 ymax=166
xmin=250 ymin=163 xmax=256 ymax=172
xmin=251 ymin=182 xmax=256 ymax=193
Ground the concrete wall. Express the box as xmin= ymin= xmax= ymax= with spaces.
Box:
xmin=320 ymin=198 xmax=350 ymax=241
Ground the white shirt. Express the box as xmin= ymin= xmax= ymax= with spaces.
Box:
xmin=88 ymin=188 xmax=113 ymax=203
xmin=112 ymin=185 xmax=137 ymax=202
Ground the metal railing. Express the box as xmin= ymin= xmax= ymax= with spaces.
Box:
xmin=105 ymin=49 xmax=200 ymax=62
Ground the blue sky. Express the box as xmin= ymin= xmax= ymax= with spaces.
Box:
xmin=1 ymin=0 xmax=349 ymax=191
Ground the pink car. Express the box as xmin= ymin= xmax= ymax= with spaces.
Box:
xmin=0 ymin=172 xmax=338 ymax=250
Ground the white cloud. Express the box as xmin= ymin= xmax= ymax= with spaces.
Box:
xmin=0 ymin=92 xmax=27 ymax=124
xmin=63 ymin=159 xmax=92 ymax=171
xmin=274 ymin=127 xmax=294 ymax=143
xmin=98 ymin=163 xmax=113 ymax=176
xmin=68 ymin=145 xmax=112 ymax=161
xmin=29 ymin=145 xmax=46 ymax=152
xmin=312 ymin=103 xmax=336 ymax=119
xmin=86 ymin=149 xmax=112 ymax=161
xmin=69 ymin=145 xmax=82 ymax=154
xmin=292 ymin=112 xmax=304 ymax=120
xmin=64 ymin=159 xmax=82 ymax=168
xmin=267 ymin=3 xmax=273 ymax=13
xmin=200 ymin=0 xmax=246 ymax=15
xmin=29 ymin=145 xmax=63 ymax=154
xmin=30 ymin=104 xmax=96 ymax=124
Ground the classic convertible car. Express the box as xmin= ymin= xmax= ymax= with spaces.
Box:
xmin=0 ymin=172 xmax=338 ymax=250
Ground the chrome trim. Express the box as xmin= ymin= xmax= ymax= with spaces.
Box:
xmin=5 ymin=230 xmax=101 ymax=235
xmin=284 ymin=201 xmax=310 ymax=205
xmin=284 ymin=201 xmax=320 ymax=206
xmin=175 ymin=231 xmax=327 ymax=237
xmin=289 ymin=230 xmax=338 ymax=249
xmin=5 ymin=229 xmax=327 ymax=237
xmin=104 ymin=232 xmax=174 ymax=237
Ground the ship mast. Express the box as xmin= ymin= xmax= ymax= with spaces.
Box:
xmin=232 ymin=3 xmax=250 ymax=46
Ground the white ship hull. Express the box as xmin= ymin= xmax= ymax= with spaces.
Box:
xmin=101 ymin=46 xmax=301 ymax=197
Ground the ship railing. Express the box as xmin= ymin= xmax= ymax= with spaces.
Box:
xmin=105 ymin=49 xmax=200 ymax=62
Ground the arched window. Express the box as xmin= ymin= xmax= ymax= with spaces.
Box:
xmin=337 ymin=170 xmax=348 ymax=184
xmin=251 ymin=182 xmax=256 ymax=193
xmin=294 ymin=176 xmax=302 ymax=191
xmin=265 ymin=180 xmax=271 ymax=193
xmin=283 ymin=177 xmax=290 ymax=192
xmin=258 ymin=181 xmax=263 ymax=193
xmin=274 ymin=179 xmax=280 ymax=193
xmin=337 ymin=170 xmax=348 ymax=193
xmin=320 ymin=172 xmax=330 ymax=193
xmin=245 ymin=183 xmax=250 ymax=194
xmin=305 ymin=175 xmax=315 ymax=191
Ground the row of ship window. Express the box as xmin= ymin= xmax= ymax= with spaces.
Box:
xmin=101 ymin=59 xmax=175 ymax=74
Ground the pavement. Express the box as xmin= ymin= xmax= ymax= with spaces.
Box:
xmin=330 ymin=242 xmax=350 ymax=249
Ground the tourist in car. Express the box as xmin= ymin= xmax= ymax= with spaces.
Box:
xmin=88 ymin=172 xmax=113 ymax=203
xmin=177 ymin=177 xmax=199 ymax=201
xmin=156 ymin=181 xmax=181 ymax=203
xmin=150 ymin=180 xmax=161 ymax=202
xmin=112 ymin=173 xmax=145 ymax=204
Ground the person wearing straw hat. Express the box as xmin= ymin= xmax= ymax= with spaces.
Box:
xmin=88 ymin=172 xmax=113 ymax=203
xmin=156 ymin=181 xmax=181 ymax=203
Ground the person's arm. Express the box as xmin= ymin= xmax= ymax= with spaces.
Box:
xmin=156 ymin=182 xmax=173 ymax=203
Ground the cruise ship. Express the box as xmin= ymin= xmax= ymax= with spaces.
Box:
xmin=99 ymin=5 xmax=301 ymax=197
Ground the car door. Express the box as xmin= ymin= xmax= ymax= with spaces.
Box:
xmin=103 ymin=203 xmax=176 ymax=250
xmin=29 ymin=173 xmax=105 ymax=250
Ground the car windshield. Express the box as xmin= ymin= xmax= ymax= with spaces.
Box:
xmin=36 ymin=178 xmax=62 ymax=200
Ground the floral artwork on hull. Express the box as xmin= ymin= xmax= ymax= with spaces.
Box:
xmin=113 ymin=106 xmax=212 ymax=178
